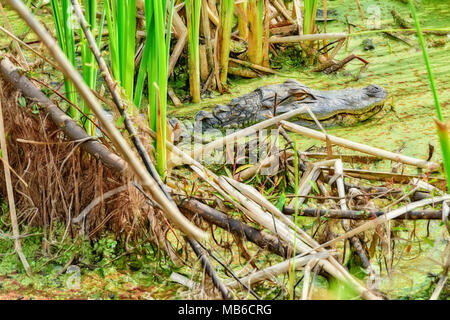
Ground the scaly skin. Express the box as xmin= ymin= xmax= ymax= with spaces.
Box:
xmin=194 ymin=79 xmax=388 ymax=130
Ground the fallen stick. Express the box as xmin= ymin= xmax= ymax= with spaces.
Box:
xmin=186 ymin=237 xmax=231 ymax=300
xmin=335 ymin=159 xmax=348 ymax=211
xmin=281 ymin=121 xmax=439 ymax=170
xmin=269 ymin=33 xmax=348 ymax=43
xmin=270 ymin=0 xmax=296 ymax=25
xmin=303 ymin=152 xmax=382 ymax=164
xmin=270 ymin=24 xmax=298 ymax=35
xmin=288 ymin=164 xmax=318 ymax=208
xmin=227 ymin=252 xmax=329 ymax=289
xmin=179 ymin=199 xmax=292 ymax=258
xmin=168 ymin=11 xmax=188 ymax=76
xmin=292 ymin=0 xmax=303 ymax=35
xmin=335 ymin=159 xmax=375 ymax=277
xmin=282 ymin=207 xmax=444 ymax=220
xmin=302 ymin=258 xmax=319 ymax=300
xmin=0 ymin=55 xmax=127 ymax=173
xmin=229 ymin=58 xmax=281 ymax=75
xmin=223 ymin=177 xmax=318 ymax=246
xmin=287 ymin=160 xmax=334 ymax=208
xmin=195 ymin=106 xmax=307 ymax=160
xmin=236 ymin=150 xmax=294 ymax=181
xmin=321 ymin=167 xmax=446 ymax=184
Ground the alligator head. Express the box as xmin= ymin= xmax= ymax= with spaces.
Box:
xmin=195 ymin=79 xmax=388 ymax=130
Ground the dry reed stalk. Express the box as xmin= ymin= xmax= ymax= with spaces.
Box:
xmin=227 ymin=252 xmax=328 ymax=289
xmin=269 ymin=32 xmax=347 ymax=43
xmin=281 ymin=121 xmax=439 ymax=170
xmin=287 ymin=159 xmax=336 ymax=208
xmin=301 ymin=258 xmax=318 ymax=300
xmin=236 ymin=150 xmax=295 ymax=181
xmin=292 ymin=0 xmax=304 ymax=35
xmin=168 ymin=11 xmax=188 ymax=76
xmin=0 ymin=85 xmax=31 ymax=276
xmin=0 ymin=2 xmax=28 ymax=70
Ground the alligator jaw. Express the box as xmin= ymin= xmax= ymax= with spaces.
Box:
xmin=293 ymin=102 xmax=386 ymax=128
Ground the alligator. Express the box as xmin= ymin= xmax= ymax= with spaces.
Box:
xmin=192 ymin=79 xmax=388 ymax=131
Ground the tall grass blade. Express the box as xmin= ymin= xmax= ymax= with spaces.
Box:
xmin=409 ymin=0 xmax=450 ymax=191
xmin=105 ymin=0 xmax=136 ymax=112
xmin=218 ymin=0 xmax=235 ymax=85
xmin=145 ymin=0 xmax=175 ymax=179
xmin=247 ymin=0 xmax=264 ymax=65
xmin=303 ymin=0 xmax=318 ymax=35
xmin=50 ymin=0 xmax=79 ymax=119
xmin=186 ymin=0 xmax=201 ymax=103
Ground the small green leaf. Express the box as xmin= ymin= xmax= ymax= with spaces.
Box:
xmin=18 ymin=96 xmax=26 ymax=107
xmin=309 ymin=179 xmax=319 ymax=194
xmin=275 ymin=193 xmax=286 ymax=211
xmin=32 ymin=104 xmax=40 ymax=114
xmin=422 ymin=237 xmax=434 ymax=247
xmin=115 ymin=115 xmax=125 ymax=127
xmin=224 ymin=167 xmax=233 ymax=178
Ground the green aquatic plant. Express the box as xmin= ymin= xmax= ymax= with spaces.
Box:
xmin=50 ymin=0 xmax=79 ymax=119
xmin=50 ymin=0 xmax=102 ymax=133
xmin=409 ymin=0 xmax=450 ymax=191
xmin=186 ymin=0 xmax=201 ymax=103
xmin=105 ymin=0 xmax=136 ymax=112
xmin=79 ymin=0 xmax=103 ymax=134
xmin=143 ymin=0 xmax=174 ymax=179
xmin=303 ymin=0 xmax=318 ymax=35
xmin=218 ymin=0 xmax=235 ymax=85
xmin=247 ymin=0 xmax=264 ymax=65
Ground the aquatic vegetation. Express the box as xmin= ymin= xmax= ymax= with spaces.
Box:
xmin=49 ymin=0 xmax=78 ymax=118
xmin=186 ymin=0 xmax=201 ymax=103
xmin=217 ymin=0 xmax=235 ymax=85
xmin=303 ymin=0 xmax=318 ymax=35
xmin=104 ymin=0 xmax=136 ymax=111
xmin=247 ymin=0 xmax=264 ymax=65
xmin=143 ymin=0 xmax=174 ymax=179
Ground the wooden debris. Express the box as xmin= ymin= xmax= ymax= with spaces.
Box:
xmin=282 ymin=207 xmax=444 ymax=220
xmin=281 ymin=121 xmax=439 ymax=170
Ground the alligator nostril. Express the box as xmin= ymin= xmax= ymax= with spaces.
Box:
xmin=366 ymin=84 xmax=383 ymax=97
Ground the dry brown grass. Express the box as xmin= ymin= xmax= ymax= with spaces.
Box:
xmin=0 ymin=78 xmax=174 ymax=252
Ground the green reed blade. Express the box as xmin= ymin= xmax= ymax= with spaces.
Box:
xmin=409 ymin=0 xmax=450 ymax=191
